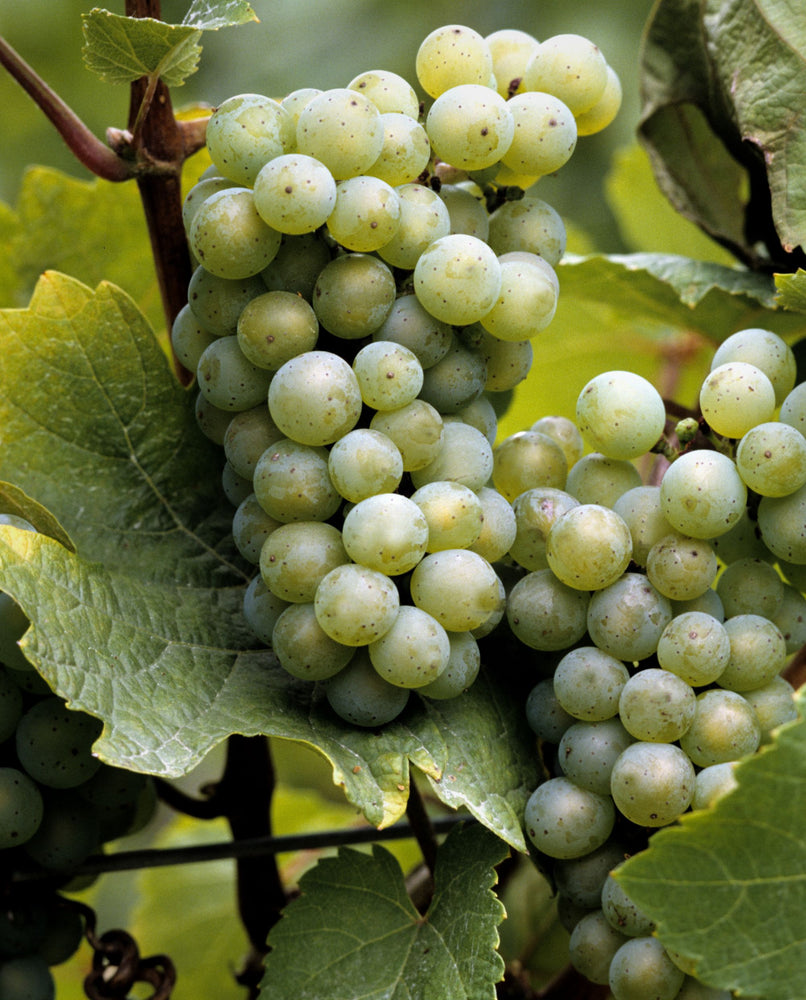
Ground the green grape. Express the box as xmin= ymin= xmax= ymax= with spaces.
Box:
xmin=569 ymin=910 xmax=629 ymax=986
xmin=413 ymin=234 xmax=502 ymax=326
xmin=410 ymin=481 xmax=483 ymax=552
xmin=0 ymin=665 xmax=24 ymax=741
xmin=438 ymin=184 xmax=490 ymax=240
xmin=236 ymin=290 xmax=319 ymax=372
xmin=479 ymin=254 xmax=558 ymax=341
xmin=77 ymin=763 xmax=149 ymax=842
xmin=509 ymin=487 xmax=579 ymax=570
xmin=492 ymin=430 xmax=568 ymax=502
xmin=205 ymin=93 xmax=295 ymax=186
xmin=610 ymin=742 xmax=695 ymax=827
xmin=314 ymin=564 xmax=400 ymax=646
xmin=243 ymin=576 xmax=289 ymax=645
xmin=716 ymin=556 xmax=784 ymax=619
xmin=735 ymin=421 xmax=806 ymax=497
xmin=710 ymin=327 xmax=796 ymax=406
xmin=415 ymin=24 xmax=494 ymax=98
xmin=37 ymin=900 xmax=85 ymax=967
xmin=574 ymin=65 xmax=623 ymax=136
xmin=506 ymin=569 xmax=589 ymax=650
xmin=369 ymin=400 xmax=444 ymax=472
xmin=779 ymin=381 xmax=806 ymax=435
xmin=470 ymin=329 xmax=532 ymax=392
xmin=0 ymin=954 xmax=55 ymax=1000
xmin=525 ymin=678 xmax=576 ymax=743
xmin=16 ymin=698 xmax=102 ymax=789
xmin=196 ymin=336 xmax=273 ymax=412
xmin=501 ymin=92 xmax=577 ymax=176
xmin=601 ymin=870 xmax=656 ymax=938
xmin=327 ymin=428 xmax=404 ymax=503
xmin=24 ymin=789 xmax=100 ymax=872
xmin=656 ymin=611 xmax=730 ymax=686
xmin=524 ymin=33 xmax=609 ymax=115
xmin=189 ymin=187 xmax=282 ymax=280
xmin=557 ymin=895 xmax=596 ymax=934
xmin=409 ymin=420 xmax=493 ymax=492
xmin=692 ymin=761 xmax=739 ymax=810
xmin=426 ymin=84 xmax=514 ymax=170
xmin=587 ymin=573 xmax=672 ymax=662
xmin=558 ymin=718 xmax=634 ymax=795
xmin=555 ymin=842 xmax=628 ymax=910
xmin=260 ymin=232 xmax=332 ymax=300
xmin=324 ymin=649 xmax=409 ymax=727
xmin=670 ymin=588 xmax=725 ymax=622
xmin=530 ymin=416 xmax=584 ymax=468
xmin=679 ymin=689 xmax=761 ymax=766
xmin=708 ymin=507 xmax=772 ymax=565
xmin=280 ymin=87 xmax=322 ymax=125
xmin=252 ymin=153 xmax=338 ymax=235
xmin=487 ymin=197 xmax=566 ymax=267
xmin=618 ymin=668 xmax=696 ymax=743
xmin=268 ymin=350 xmax=362 ymax=446
xmin=341 ymin=494 xmax=428 ymax=575
xmin=365 ymin=112 xmax=432 ymax=187
xmin=352 ymin=341 xmax=423 ymax=410
xmin=467 ymin=487 xmax=517 ymax=562
xmin=660 ymin=450 xmax=746 ymax=539
xmin=347 ymin=70 xmax=420 ymax=118
xmin=469 ymin=574 xmax=507 ymax=639
xmin=222 ymin=461 xmax=253 ymax=506
xmin=326 ymin=176 xmax=401 ymax=252
xmin=608 ymin=937 xmax=686 ymax=1000
xmin=613 ymin=486 xmax=672 ymax=568
xmin=296 ymin=88 xmax=384 ymax=179
xmin=524 ymin=777 xmax=615 ymax=859
xmin=181 ymin=175 xmax=234 ymax=235
xmin=645 ymin=532 xmax=718 ymax=602
xmin=741 ymin=676 xmax=798 ymax=740
xmin=410 ymin=549 xmax=501 ymax=631
xmin=553 ymin=646 xmax=630 ymax=722
xmin=717 ymin=614 xmax=787 ymax=692
xmin=187 ymin=267 xmax=265 ymax=336
xmin=418 ymin=630 xmax=481 ymax=699
xmin=271 ymin=603 xmax=354 ymax=681
xmin=486 ymin=28 xmax=539 ymax=98
xmin=757 ymin=482 xmax=806 ymax=563
xmin=368 ymin=605 xmax=450 ymax=689
xmin=546 ymin=504 xmax=633 ymax=591
xmin=253 ymin=439 xmax=341 ymax=523
xmin=0 ymin=767 xmax=44 ymax=848
xmin=259 ymin=521 xmax=348 ymax=603
xmin=170 ymin=303 xmax=218 ymax=372
xmin=377 ymin=183 xmax=451 ymax=269
xmin=224 ymin=406 xmax=285 ymax=480
xmin=451 ymin=394 xmax=498 ymax=444
xmin=576 ymin=371 xmax=666 ymax=461
xmin=313 ymin=253 xmax=396 ymax=339
xmin=417 ymin=336 xmax=488 ymax=414
xmin=372 ymin=294 xmax=453 ymax=370
xmin=772 ymin=584 xmax=806 ymax=652
xmin=699 ymin=362 xmax=776 ymax=438
xmin=565 ymin=453 xmax=643 ymax=507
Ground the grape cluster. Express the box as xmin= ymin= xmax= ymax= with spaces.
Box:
xmin=176 ymin=25 xmax=621 ymax=726
xmin=516 ymin=334 xmax=803 ymax=999
xmin=0 ymin=518 xmax=156 ymax=1000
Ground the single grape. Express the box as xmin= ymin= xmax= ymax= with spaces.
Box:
xmin=501 ymin=92 xmax=577 ymax=176
xmin=487 ymin=197 xmax=567 ymax=267
xmin=365 ymin=112 xmax=432 ymax=186
xmin=189 ymin=187 xmax=281 ymax=280
xmin=576 ymin=371 xmax=666 ymax=460
xmin=410 ymin=549 xmax=501 ymax=631
xmin=710 ymin=327 xmax=796 ymax=406
xmin=546 ymin=504 xmax=633 ymax=591
xmin=223 ymin=406 xmax=285 ymax=480
xmin=645 ymin=532 xmax=718 ymax=602
xmin=416 ymin=25 xmax=494 ymax=98
xmin=413 ymin=234 xmax=502 ymax=326
xmin=243 ymin=576 xmax=289 ymax=645
xmin=352 ymin=341 xmax=423 ymax=411
xmin=656 ymin=612 xmax=730 ymax=686
xmin=16 ymin=698 xmax=102 ymax=789
xmin=492 ymin=431 xmax=568 ymax=501
xmin=268 ymin=350 xmax=362 ymax=447
xmin=253 ymin=439 xmax=341 ymax=523
xmin=565 ymin=453 xmax=642 ymax=507
xmin=232 ymin=493 xmax=282 ymax=564
xmin=205 ymin=94 xmax=295 ymax=186
xmin=426 ymin=84 xmax=514 ymax=170
xmin=524 ymin=33 xmax=609 ymax=115
xmin=587 ymin=573 xmax=672 ymax=663
xmin=558 ymin=718 xmax=634 ymax=795
xmin=692 ymin=762 xmax=739 ymax=810
xmin=368 ymin=605 xmax=450 ymax=689
xmin=222 ymin=461 xmax=253 ymax=506
xmin=610 ymin=742 xmax=695 ymax=827
xmin=187 ymin=266 xmax=265 ymax=337
xmin=771 ymin=584 xmax=806 ymax=653
xmin=735 ymin=420 xmax=806 ymax=497
xmin=555 ymin=842 xmax=628 ymax=911
xmin=418 ymin=631 xmax=481 ymax=699
xmin=467 ymin=486 xmax=517 ymax=563
xmin=259 ymin=521 xmax=348 ymax=604
xmin=660 ymin=450 xmax=746 ymax=539
xmin=0 ymin=767 xmax=44 ymax=848
xmin=553 ymin=646 xmax=630 ymax=722
xmin=779 ymin=380 xmax=806 ymax=435
xmin=486 ymin=28 xmax=540 ymax=98
xmin=438 ymin=184 xmax=490 ymax=241
xmin=601 ymin=870 xmax=656 ymax=938
xmin=525 ymin=678 xmax=576 ymax=743
xmin=313 ymin=253 xmax=397 ymax=339
xmin=326 ymin=176 xmax=402 ymax=252
xmin=271 ymin=603 xmax=354 ymax=681
xmin=295 ymin=88 xmax=384 ymax=179
xmin=24 ymin=790 xmax=100 ymax=872
xmin=618 ymin=668 xmax=696 ymax=743
xmin=530 ymin=416 xmax=584 ymax=468
xmin=0 ymin=954 xmax=55 ymax=1000
xmin=236 ymin=290 xmax=319 ymax=372
xmin=506 ymin=569 xmax=590 ymax=651
xmin=699 ymin=362 xmax=776 ymax=438
xmin=280 ymin=87 xmax=322 ymax=125
xmin=170 ymin=303 xmax=217 ymax=372
xmin=523 ymin=777 xmax=615 ymax=859
xmin=741 ymin=676 xmax=798 ymax=740
xmin=757 ymin=482 xmax=806 ymax=563
xmin=377 ymin=183 xmax=451 ymax=269
xmin=340 ymin=493 xmax=429 ymax=575
xmin=509 ymin=487 xmax=579 ymax=570
xmin=479 ymin=254 xmax=558 ymax=341
xmin=574 ymin=65 xmax=623 ymax=136
xmin=314 ymin=565 xmax=399 ymax=646
xmin=569 ymin=909 xmax=629 ymax=985
xmin=347 ymin=69 xmax=420 ymax=117
xmin=324 ymin=649 xmax=409 ymax=727
xmin=261 ymin=231 xmax=331 ymax=300
xmin=416 ymin=336 xmax=488 ymax=415
xmin=369 ymin=400 xmax=444 ymax=472
xmin=608 ymin=936 xmax=685 ymax=1000
xmin=181 ymin=174 xmax=235 ymax=235
xmin=613 ymin=486 xmax=672 ymax=568
xmin=410 ymin=481 xmax=484 ymax=552
xmin=327 ymin=428 xmax=404 ymax=503
xmin=410 ymin=420 xmax=493 ymax=492
xmin=679 ymin=689 xmax=761 ymax=766
xmin=372 ymin=294 xmax=453 ymax=371
xmin=196 ymin=336 xmax=273 ymax=412
xmin=717 ymin=614 xmax=787 ymax=692
xmin=715 ymin=557 xmax=784 ymax=619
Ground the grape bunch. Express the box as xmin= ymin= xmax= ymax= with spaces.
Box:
xmin=514 ymin=331 xmax=803 ymax=999
xmin=0 ymin=518 xmax=156 ymax=1000
xmin=176 ymin=24 xmax=621 ymax=726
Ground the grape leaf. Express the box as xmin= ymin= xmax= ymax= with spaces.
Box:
xmin=0 ymin=482 xmax=74 ymax=551
xmin=182 ymin=0 xmax=259 ymax=30
xmin=615 ymin=689 xmax=806 ymax=1000
xmin=775 ymin=268 xmax=806 ymax=313
xmin=260 ymin=823 xmax=508 ymax=1000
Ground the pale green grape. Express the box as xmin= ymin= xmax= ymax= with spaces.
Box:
xmin=772 ymin=584 xmax=806 ymax=652
xmin=451 ymin=394 xmax=498 ymax=444
xmin=224 ymin=406 xmax=284 ymax=480
xmin=524 ymin=33 xmax=609 ymax=115
xmin=438 ymin=184 xmax=490 ymax=240
xmin=569 ymin=910 xmax=629 ymax=986
xmin=708 ymin=507 xmax=772 ymax=564
xmin=365 ymin=112 xmax=432 ymax=187
xmin=575 ymin=65 xmax=623 ymax=136
xmin=232 ymin=493 xmax=282 ymax=564
xmin=259 ymin=521 xmax=348 ymax=603
xmin=506 ymin=569 xmax=589 ymax=650
xmin=170 ymin=303 xmax=217 ymax=371
xmin=618 ymin=668 xmax=696 ymax=743
xmin=610 ymin=742 xmax=695 ymax=827
xmin=0 ymin=768 xmax=43 ymax=848
xmin=479 ymin=254 xmax=558 ymax=341
xmin=296 ymin=88 xmax=384 ymax=179
xmin=368 ymin=605 xmax=450 ymax=688
xmin=347 ymin=69 xmax=420 ymax=117
xmin=530 ymin=416 xmax=585 ymax=468
xmin=601 ymin=871 xmax=656 ymax=937
xmin=205 ymin=94 xmax=295 ymax=186
xmin=716 ymin=556 xmax=784 ymax=619
xmin=555 ymin=842 xmax=628 ymax=910
xmin=465 ymin=327 xmax=532 ymax=392
xmin=501 ymin=92 xmax=577 ymax=176
xmin=656 ymin=612 xmax=731 ymax=686
xmin=327 ymin=428 xmax=404 ymax=503
xmin=189 ymin=187 xmax=282 ymax=280
xmin=261 ymin=232 xmax=332 ymax=300
xmin=487 ymin=197 xmax=566 ymax=267
xmin=352 ymin=341 xmax=423 ymax=410
xmin=692 ymin=762 xmax=739 ymax=810
xmin=742 ymin=675 xmax=798 ymax=739
xmin=525 ymin=678 xmax=576 ymax=743
xmin=565 ymin=453 xmax=643 ymax=507
xmin=195 ymin=392 xmax=234 ymax=445
xmin=492 ymin=431 xmax=568 ymax=501
xmin=509 ymin=487 xmax=579 ymax=570
xmin=576 ymin=371 xmax=666 ymax=461
xmin=243 ymin=575 xmax=289 ymax=644
xmin=187 ymin=266 xmax=265 ymax=336
xmin=757 ymin=482 xmax=806 ymax=563
xmin=718 ymin=613 xmax=787 ymax=692
xmin=699 ymin=362 xmax=776 ymax=438
xmin=341 ymin=493 xmax=429 ymax=575
xmin=236 ymin=290 xmax=319 ymax=371
xmin=413 ymin=234 xmax=502 ymax=326
xmin=222 ymin=461 xmax=253 ymax=506
xmin=486 ymin=28 xmax=540 ymax=98
xmin=268 ymin=350 xmax=362 ymax=446
xmin=252 ymin=153 xmax=338 ymax=235
xmin=418 ymin=630 xmax=481 ymax=698
xmin=553 ymin=646 xmax=629 ymax=721
xmin=372 ymin=294 xmax=452 ymax=370
xmin=313 ymin=253 xmax=396 ymax=339
xmin=417 ymin=336 xmax=488 ymax=414
xmin=326 ymin=176 xmax=401 ymax=252
xmin=415 ymin=24 xmax=494 ymax=98
xmin=587 ymin=573 xmax=672 ymax=662
xmin=779 ymin=381 xmax=806 ymax=435
xmin=410 ymin=549 xmax=501 ymax=631
xmin=613 ymin=486 xmax=672 ymax=568
xmin=426 ymin=84 xmax=514 ymax=170
xmin=196 ymin=336 xmax=273 ymax=412
xmin=16 ymin=698 xmax=102 ymax=789
xmin=411 ymin=481 xmax=484 ymax=552
xmin=467 ymin=486 xmax=517 ymax=562
xmin=324 ymin=649 xmax=409 ymax=727
xmin=410 ymin=420 xmax=493 ymax=492
xmin=679 ymin=689 xmax=761 ymax=766
xmin=182 ymin=175 xmax=234 ymax=235
xmin=314 ymin=565 xmax=399 ymax=645
xmin=377 ymin=183 xmax=451 ymax=269
xmin=546 ymin=504 xmax=633 ymax=591
xmin=271 ymin=603 xmax=354 ymax=681
xmin=660 ymin=450 xmax=746 ymax=539
xmin=608 ymin=937 xmax=686 ymax=1000
xmin=646 ymin=532 xmax=718 ymax=601
xmin=524 ymin=777 xmax=615 ymax=859
xmin=558 ymin=718 xmax=634 ymax=795
xmin=671 ymin=588 xmax=725 ymax=622
xmin=735 ymin=420 xmax=806 ymax=497
xmin=280 ymin=87 xmax=322 ymax=125
xmin=369 ymin=400 xmax=444 ymax=471
xmin=710 ymin=327 xmax=796 ymax=406
xmin=253 ymin=439 xmax=340 ymax=523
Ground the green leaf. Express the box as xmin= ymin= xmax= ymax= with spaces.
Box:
xmin=182 ymin=0 xmax=259 ymax=29
xmin=775 ymin=268 xmax=806 ymax=313
xmin=260 ymin=823 xmax=508 ymax=1000
xmin=0 ymin=482 xmax=74 ymax=551
xmin=82 ymin=9 xmax=202 ymax=87
xmin=615 ymin=690 xmax=806 ymax=1000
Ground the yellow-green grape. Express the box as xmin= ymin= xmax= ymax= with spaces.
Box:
xmin=295 ymin=88 xmax=384 ymax=179
xmin=485 ymin=28 xmax=540 ymax=98
xmin=524 ymin=34 xmax=609 ymax=115
xmin=692 ymin=762 xmax=739 ymax=810
xmin=369 ymin=400 xmax=444 ymax=472
xmin=710 ymin=327 xmax=796 ymax=406
xmin=313 ymin=253 xmax=397 ymax=339
xmin=524 ymin=777 xmax=615 ymax=859
xmin=575 ymin=65 xmax=623 ymax=136
xmin=426 ymin=84 xmax=514 ymax=171
xmin=587 ymin=573 xmax=672 ymax=662
xmin=314 ymin=565 xmax=400 ymax=646
xmin=259 ymin=521 xmax=348 ymax=603
xmin=506 ymin=569 xmax=590 ymax=650
xmin=327 ymin=428 xmax=404 ymax=503
xmin=576 ymin=370 xmax=666 ymax=460
xmin=170 ymin=303 xmax=217 ymax=372
xmin=707 ymin=507 xmax=772 ymax=565
xmin=569 ymin=910 xmax=629 ymax=986
xmin=492 ymin=430 xmax=568 ymax=501
xmin=0 ymin=768 xmax=43 ymax=848
xmin=352 ymin=341 xmax=423 ymax=411
xmin=671 ymin=589 xmax=725 ymax=622
xmin=271 ymin=603 xmax=354 ymax=681
xmin=413 ymin=233 xmax=502 ymax=326
xmin=717 ymin=613 xmax=787 ymax=692
xmin=325 ymin=176 xmax=401 ymax=252
xmin=608 ymin=937 xmax=686 ymax=1000
xmin=742 ymin=676 xmax=798 ymax=740
xmin=779 ymin=381 xmax=806 ymax=435
xmin=553 ymin=645 xmax=630 ymax=722
xmin=418 ymin=631 xmax=481 ymax=699
xmin=438 ymin=184 xmax=490 ymax=241
xmin=772 ymin=584 xmax=806 ymax=652
xmin=410 ymin=481 xmax=484 ymax=552
xmin=196 ymin=337 xmax=273 ymax=412
xmin=716 ymin=556 xmax=784 ymax=619
xmin=679 ymin=689 xmax=761 ymax=766
xmin=377 ymin=183 xmax=451 ymax=269
xmin=340 ymin=493 xmax=429 ymax=575
xmin=410 ymin=549 xmax=501 ymax=631
xmin=232 ymin=493 xmax=282 ymax=564
xmin=546 ymin=504 xmax=632 ymax=590
xmin=368 ymin=605 xmax=450 ymax=689
xmin=509 ymin=487 xmax=579 ymax=571
xmin=236 ymin=290 xmax=319 ymax=371
xmin=735 ymin=421 xmax=806 ymax=497
xmin=656 ymin=612 xmax=731 ymax=686
xmin=189 ymin=188 xmax=282 ymax=280
xmin=324 ymin=649 xmax=409 ymax=727
xmin=415 ymin=24 xmax=494 ymax=98
xmin=372 ymin=294 xmax=453 ymax=370
xmin=253 ymin=439 xmax=340 ymax=523
xmin=347 ymin=69 xmax=420 ymax=117
xmin=253 ymin=154 xmax=337 ymax=235
xmin=699 ymin=362 xmax=776 ymax=438
xmin=268 ymin=350 xmax=362 ymax=446
xmin=612 ymin=486 xmax=671 ymax=567
xmin=261 ymin=232 xmax=331 ymax=300
xmin=479 ymin=254 xmax=558 ymax=340
xmin=409 ymin=420 xmax=494 ymax=492
xmin=565 ymin=453 xmax=643 ymax=507
xmin=757 ymin=483 xmax=806 ymax=563
xmin=224 ymin=406 xmax=284 ymax=480
xmin=660 ymin=450 xmax=747 ymax=539
xmin=530 ymin=415 xmax=584 ymax=468
xmin=467 ymin=486 xmax=517 ymax=562
xmin=181 ymin=175 xmax=234 ymax=235
xmin=205 ymin=94 xmax=295 ymax=186
xmin=476 ymin=334 xmax=533 ymax=391
xmin=610 ymin=742 xmax=695 ymax=828
xmin=501 ymin=92 xmax=577 ymax=176
xmin=557 ymin=720 xmax=634 ymax=797
xmin=619 ymin=669 xmax=696 ymax=743
xmin=645 ymin=532 xmax=718 ymax=602
xmin=280 ymin=87 xmax=322 ymax=126
xmin=417 ymin=336 xmax=488 ymax=414
xmin=451 ymin=394 xmax=498 ymax=444
xmin=365 ymin=112 xmax=432 ymax=186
